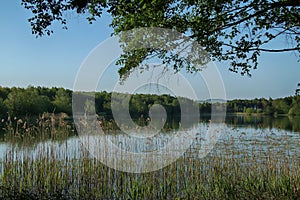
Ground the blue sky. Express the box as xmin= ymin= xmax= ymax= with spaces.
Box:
xmin=0 ymin=0 xmax=299 ymax=100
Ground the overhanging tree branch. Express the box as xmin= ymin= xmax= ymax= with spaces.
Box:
xmin=21 ymin=0 xmax=300 ymax=78
xmin=210 ymin=1 xmax=300 ymax=34
xmin=224 ymin=43 xmax=300 ymax=52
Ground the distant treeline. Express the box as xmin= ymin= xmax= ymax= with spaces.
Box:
xmin=0 ymin=86 xmax=299 ymax=119
xmin=226 ymin=96 xmax=300 ymax=115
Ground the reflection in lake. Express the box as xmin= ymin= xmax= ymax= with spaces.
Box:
xmin=224 ymin=115 xmax=300 ymax=133
xmin=0 ymin=115 xmax=299 ymax=164
xmin=0 ymin=115 xmax=299 ymax=199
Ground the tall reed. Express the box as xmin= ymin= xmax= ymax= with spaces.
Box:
xmin=0 ymin=116 xmax=299 ymax=199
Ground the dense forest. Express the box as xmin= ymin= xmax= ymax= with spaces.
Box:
xmin=0 ymin=86 xmax=299 ymax=119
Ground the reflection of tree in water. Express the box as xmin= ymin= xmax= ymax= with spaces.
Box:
xmin=225 ymin=115 xmax=300 ymax=133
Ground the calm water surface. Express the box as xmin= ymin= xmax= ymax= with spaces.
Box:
xmin=0 ymin=115 xmax=299 ymax=165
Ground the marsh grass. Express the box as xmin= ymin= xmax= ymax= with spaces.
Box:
xmin=0 ymin=116 xmax=299 ymax=199
xmin=1 ymin=113 xmax=74 ymax=147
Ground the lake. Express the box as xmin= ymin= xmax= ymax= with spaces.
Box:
xmin=0 ymin=114 xmax=299 ymax=199
xmin=0 ymin=115 xmax=299 ymax=165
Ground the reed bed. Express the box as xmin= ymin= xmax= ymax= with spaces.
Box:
xmin=0 ymin=117 xmax=299 ymax=199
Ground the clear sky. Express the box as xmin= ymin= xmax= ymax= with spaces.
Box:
xmin=0 ymin=0 xmax=299 ymax=100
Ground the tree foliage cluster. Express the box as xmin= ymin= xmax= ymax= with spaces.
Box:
xmin=2 ymin=86 xmax=300 ymax=119
xmin=0 ymin=86 xmax=197 ymax=119
xmin=21 ymin=0 xmax=300 ymax=78
xmin=0 ymin=86 xmax=300 ymax=120
xmin=226 ymin=96 xmax=300 ymax=115
xmin=0 ymin=86 xmax=72 ymax=118
xmin=77 ymin=91 xmax=196 ymax=120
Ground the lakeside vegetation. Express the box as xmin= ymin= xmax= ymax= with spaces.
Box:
xmin=0 ymin=115 xmax=299 ymax=199
xmin=0 ymin=86 xmax=300 ymax=120
xmin=0 ymin=86 xmax=298 ymax=199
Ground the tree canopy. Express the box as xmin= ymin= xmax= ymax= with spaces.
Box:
xmin=0 ymin=86 xmax=300 ymax=118
xmin=296 ymin=83 xmax=300 ymax=95
xmin=21 ymin=0 xmax=300 ymax=78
